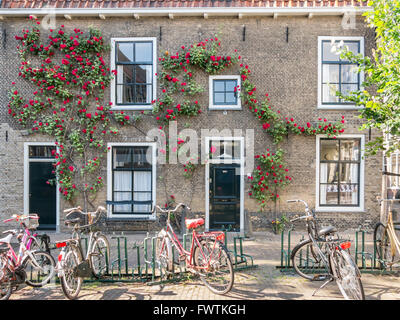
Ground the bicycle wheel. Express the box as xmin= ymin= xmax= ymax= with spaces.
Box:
xmin=0 ymin=256 xmax=12 ymax=300
xmin=90 ymin=234 xmax=110 ymax=278
xmin=331 ymin=249 xmax=365 ymax=300
xmin=291 ymin=239 xmax=330 ymax=281
xmin=60 ymin=246 xmax=83 ymax=300
xmin=374 ymin=222 xmax=395 ymax=267
xmin=24 ymin=250 xmax=56 ymax=287
xmin=155 ymin=234 xmax=173 ymax=279
xmin=194 ymin=238 xmax=234 ymax=295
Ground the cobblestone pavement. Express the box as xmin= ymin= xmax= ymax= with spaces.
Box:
xmin=9 ymin=230 xmax=400 ymax=300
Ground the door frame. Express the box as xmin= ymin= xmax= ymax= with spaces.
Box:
xmin=205 ymin=136 xmax=244 ymax=235
xmin=24 ymin=142 xmax=60 ymax=232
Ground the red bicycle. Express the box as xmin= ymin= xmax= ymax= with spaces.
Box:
xmin=154 ymin=203 xmax=234 ymax=295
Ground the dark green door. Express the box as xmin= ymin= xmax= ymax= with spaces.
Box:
xmin=29 ymin=162 xmax=56 ymax=230
xmin=209 ymin=164 xmax=240 ymax=231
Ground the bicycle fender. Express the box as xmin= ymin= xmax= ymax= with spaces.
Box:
xmin=290 ymin=238 xmax=312 ymax=260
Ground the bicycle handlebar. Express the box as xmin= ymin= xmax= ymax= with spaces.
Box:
xmin=152 ymin=203 xmax=191 ymax=214
xmin=3 ymin=214 xmax=39 ymax=224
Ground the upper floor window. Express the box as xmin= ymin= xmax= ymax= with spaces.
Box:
xmin=209 ymin=75 xmax=241 ymax=110
xmin=111 ymin=38 xmax=157 ymax=110
xmin=318 ymin=36 xmax=364 ymax=109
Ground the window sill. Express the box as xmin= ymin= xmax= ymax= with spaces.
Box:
xmin=106 ymin=216 xmax=156 ymax=221
xmin=209 ymin=106 xmax=242 ymax=111
xmin=111 ymin=105 xmax=153 ymax=111
xmin=317 ymin=104 xmax=364 ymax=110
xmin=315 ymin=207 xmax=365 ymax=213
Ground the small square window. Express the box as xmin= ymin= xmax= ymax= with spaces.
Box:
xmin=209 ymin=76 xmax=241 ymax=110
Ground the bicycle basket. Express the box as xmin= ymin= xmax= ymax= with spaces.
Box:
xmin=26 ymin=214 xmax=39 ymax=229
xmin=65 ymin=210 xmax=88 ymax=227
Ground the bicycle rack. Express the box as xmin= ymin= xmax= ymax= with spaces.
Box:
xmin=278 ymin=228 xmax=397 ymax=274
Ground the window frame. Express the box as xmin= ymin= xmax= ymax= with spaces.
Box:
xmin=315 ymin=134 xmax=365 ymax=212
xmin=209 ymin=75 xmax=242 ymax=110
xmin=110 ymin=37 xmax=157 ymax=111
xmin=107 ymin=142 xmax=157 ymax=219
xmin=317 ymin=36 xmax=364 ymax=110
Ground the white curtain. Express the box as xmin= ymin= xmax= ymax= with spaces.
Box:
xmin=114 ymin=171 xmax=131 ymax=212
xmin=146 ymin=66 xmax=152 ymax=104
xmin=117 ymin=65 xmax=124 ymax=104
xmin=133 ymin=171 xmax=152 ymax=213
xmin=320 ymin=164 xmax=327 ymax=205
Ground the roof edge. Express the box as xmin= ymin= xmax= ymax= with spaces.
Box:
xmin=0 ymin=7 xmax=371 ymax=18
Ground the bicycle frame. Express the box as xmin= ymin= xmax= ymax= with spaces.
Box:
xmin=160 ymin=221 xmax=219 ymax=271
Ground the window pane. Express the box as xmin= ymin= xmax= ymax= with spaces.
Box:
xmin=340 ymin=184 xmax=358 ymax=205
xmin=322 ymin=41 xmax=340 ymax=61
xmin=321 ymin=140 xmax=339 ymax=161
xmin=132 ymin=146 xmax=152 ymax=168
xmin=135 ymin=42 xmax=152 ymax=62
xmin=135 ymin=65 xmax=152 ymax=84
xmin=117 ymin=65 xmax=134 ymax=84
xmin=113 ymin=192 xmax=132 ymax=212
xmin=340 ymin=163 xmax=359 ymax=183
xmin=322 ymin=83 xmax=340 ymax=103
xmin=341 ymin=140 xmax=360 ymax=161
xmin=320 ymin=163 xmax=339 ymax=183
xmin=225 ymin=80 xmax=237 ymax=92
xmin=225 ymin=92 xmax=237 ymax=104
xmin=117 ymin=43 xmax=134 ymax=63
xmin=343 ymin=41 xmax=359 ymax=55
xmin=214 ymin=92 xmax=225 ymax=104
xmin=341 ymin=64 xmax=358 ymax=83
xmin=113 ymin=147 xmax=131 ymax=169
xmin=29 ymin=146 xmax=56 ymax=158
xmin=116 ymin=85 xmax=135 ymax=104
xmin=113 ymin=171 xmax=132 ymax=191
xmin=134 ymin=85 xmax=152 ymax=104
xmin=210 ymin=140 xmax=221 ymax=158
xmin=214 ymin=80 xmax=225 ymax=92
xmin=322 ymin=64 xmax=340 ymax=83
xmin=320 ymin=184 xmax=339 ymax=205
xmin=341 ymin=84 xmax=359 ymax=97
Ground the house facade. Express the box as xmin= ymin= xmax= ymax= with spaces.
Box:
xmin=0 ymin=0 xmax=381 ymax=234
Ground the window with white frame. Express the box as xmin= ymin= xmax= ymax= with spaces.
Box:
xmin=108 ymin=144 xmax=156 ymax=217
xmin=209 ymin=75 xmax=241 ymax=110
xmin=318 ymin=36 xmax=364 ymax=109
xmin=111 ymin=38 xmax=157 ymax=110
xmin=316 ymin=136 xmax=365 ymax=212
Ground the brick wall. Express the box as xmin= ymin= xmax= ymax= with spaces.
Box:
xmin=0 ymin=15 xmax=381 ymax=232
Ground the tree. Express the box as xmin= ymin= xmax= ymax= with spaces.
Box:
xmin=339 ymin=0 xmax=400 ymax=156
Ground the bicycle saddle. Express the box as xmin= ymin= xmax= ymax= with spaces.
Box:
xmin=0 ymin=234 xmax=13 ymax=244
xmin=185 ymin=218 xmax=204 ymax=230
xmin=65 ymin=218 xmax=81 ymax=226
xmin=318 ymin=226 xmax=337 ymax=236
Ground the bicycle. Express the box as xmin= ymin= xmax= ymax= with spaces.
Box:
xmin=287 ymin=199 xmax=365 ymax=300
xmin=373 ymin=198 xmax=400 ymax=269
xmin=56 ymin=205 xmax=110 ymax=300
xmin=154 ymin=203 xmax=234 ymax=295
xmin=0 ymin=214 xmax=56 ymax=299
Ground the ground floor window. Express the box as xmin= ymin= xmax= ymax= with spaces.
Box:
xmin=108 ymin=143 xmax=156 ymax=218
xmin=316 ymin=135 xmax=365 ymax=212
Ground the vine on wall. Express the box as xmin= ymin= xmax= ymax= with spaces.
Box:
xmin=8 ymin=17 xmax=139 ymax=207
xmin=8 ymin=18 xmax=346 ymax=210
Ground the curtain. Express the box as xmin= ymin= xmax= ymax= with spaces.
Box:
xmin=133 ymin=171 xmax=152 ymax=213
xmin=117 ymin=65 xmax=124 ymax=104
xmin=114 ymin=171 xmax=132 ymax=212
xmin=320 ymin=163 xmax=327 ymax=205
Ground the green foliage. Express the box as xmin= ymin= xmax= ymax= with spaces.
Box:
xmin=337 ymin=0 xmax=400 ymax=156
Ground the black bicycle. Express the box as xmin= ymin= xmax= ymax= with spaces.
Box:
xmin=288 ymin=199 xmax=365 ymax=300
